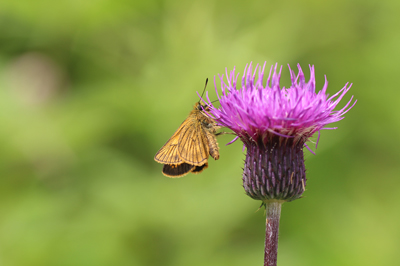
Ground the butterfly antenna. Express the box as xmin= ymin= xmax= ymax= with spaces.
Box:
xmin=198 ymin=78 xmax=208 ymax=104
xmin=210 ymin=99 xmax=219 ymax=104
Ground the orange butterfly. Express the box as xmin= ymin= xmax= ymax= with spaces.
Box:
xmin=154 ymin=79 xmax=221 ymax=177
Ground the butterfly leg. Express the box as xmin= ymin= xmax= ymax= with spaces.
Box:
xmin=215 ymin=131 xmax=236 ymax=136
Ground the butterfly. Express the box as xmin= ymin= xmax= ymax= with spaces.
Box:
xmin=154 ymin=79 xmax=221 ymax=177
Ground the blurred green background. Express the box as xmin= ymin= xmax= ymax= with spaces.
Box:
xmin=0 ymin=0 xmax=398 ymax=265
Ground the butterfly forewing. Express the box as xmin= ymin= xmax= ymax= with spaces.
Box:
xmin=177 ymin=117 xmax=209 ymax=166
xmin=154 ymin=123 xmax=185 ymax=165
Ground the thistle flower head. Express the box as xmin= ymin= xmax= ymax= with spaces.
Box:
xmin=203 ymin=62 xmax=356 ymax=202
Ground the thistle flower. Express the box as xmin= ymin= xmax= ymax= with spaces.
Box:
xmin=204 ymin=62 xmax=356 ymax=202
xmin=202 ymin=62 xmax=356 ymax=266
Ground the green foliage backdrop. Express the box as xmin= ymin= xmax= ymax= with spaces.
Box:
xmin=0 ymin=0 xmax=399 ymax=265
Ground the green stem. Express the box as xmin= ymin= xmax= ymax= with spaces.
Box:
xmin=264 ymin=201 xmax=282 ymax=266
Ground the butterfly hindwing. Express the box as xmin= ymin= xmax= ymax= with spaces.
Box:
xmin=162 ymin=163 xmax=195 ymax=178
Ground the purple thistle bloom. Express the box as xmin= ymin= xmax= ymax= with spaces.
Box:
xmin=203 ymin=62 xmax=356 ymax=202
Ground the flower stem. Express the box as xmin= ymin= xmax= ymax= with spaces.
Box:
xmin=264 ymin=201 xmax=282 ymax=266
